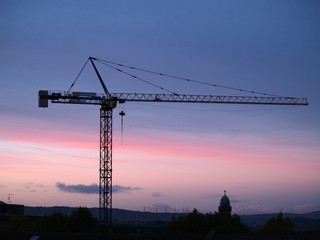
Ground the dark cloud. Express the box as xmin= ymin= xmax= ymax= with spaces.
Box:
xmin=56 ymin=182 xmax=141 ymax=194
xmin=56 ymin=182 xmax=98 ymax=194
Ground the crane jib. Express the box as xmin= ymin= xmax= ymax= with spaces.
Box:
xmin=38 ymin=90 xmax=309 ymax=107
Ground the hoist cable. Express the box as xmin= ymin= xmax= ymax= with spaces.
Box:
xmin=121 ymin=114 xmax=124 ymax=146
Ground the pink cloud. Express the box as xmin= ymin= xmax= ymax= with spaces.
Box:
xmin=1 ymin=120 xmax=319 ymax=213
xmin=2 ymin=124 xmax=318 ymax=178
xmin=2 ymin=117 xmax=318 ymax=172
xmin=0 ymin=126 xmax=98 ymax=150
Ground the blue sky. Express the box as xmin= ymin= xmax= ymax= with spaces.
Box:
xmin=0 ymin=1 xmax=319 ymax=214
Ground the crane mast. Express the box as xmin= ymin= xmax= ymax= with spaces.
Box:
xmin=99 ymin=104 xmax=114 ymax=226
xmin=38 ymin=58 xmax=308 ymax=227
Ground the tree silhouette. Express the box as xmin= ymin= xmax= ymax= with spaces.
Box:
xmin=257 ymin=212 xmax=294 ymax=234
xmin=2 ymin=216 xmax=36 ymax=232
xmin=37 ymin=211 xmax=69 ymax=232
xmin=36 ymin=207 xmax=99 ymax=232
xmin=68 ymin=207 xmax=98 ymax=232
xmin=167 ymin=208 xmax=250 ymax=234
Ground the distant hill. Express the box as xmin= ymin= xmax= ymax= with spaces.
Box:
xmin=0 ymin=201 xmax=6 ymax=205
xmin=293 ymin=217 xmax=320 ymax=231
xmin=24 ymin=206 xmax=176 ymax=222
xmin=23 ymin=206 xmax=320 ymax=231
xmin=241 ymin=211 xmax=320 ymax=231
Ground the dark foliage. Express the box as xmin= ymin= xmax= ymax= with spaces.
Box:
xmin=68 ymin=207 xmax=99 ymax=232
xmin=167 ymin=208 xmax=251 ymax=234
xmin=257 ymin=212 xmax=294 ymax=235
xmin=2 ymin=216 xmax=36 ymax=232
xmin=2 ymin=207 xmax=99 ymax=232
xmin=37 ymin=211 xmax=69 ymax=232
xmin=37 ymin=207 xmax=99 ymax=232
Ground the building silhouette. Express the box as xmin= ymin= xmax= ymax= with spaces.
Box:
xmin=0 ymin=202 xmax=24 ymax=216
xmin=219 ymin=190 xmax=232 ymax=215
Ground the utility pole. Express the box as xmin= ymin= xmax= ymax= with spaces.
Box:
xmin=8 ymin=194 xmax=14 ymax=204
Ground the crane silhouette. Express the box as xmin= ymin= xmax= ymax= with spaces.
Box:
xmin=38 ymin=57 xmax=308 ymax=227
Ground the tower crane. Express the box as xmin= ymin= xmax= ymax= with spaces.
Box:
xmin=38 ymin=57 xmax=308 ymax=227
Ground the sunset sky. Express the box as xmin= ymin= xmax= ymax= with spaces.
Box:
xmin=1 ymin=1 xmax=319 ymax=215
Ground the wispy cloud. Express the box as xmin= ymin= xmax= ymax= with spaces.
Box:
xmin=16 ymin=182 xmax=48 ymax=192
xmin=152 ymin=203 xmax=173 ymax=212
xmin=207 ymin=193 xmax=246 ymax=204
xmin=239 ymin=204 xmax=276 ymax=215
xmin=152 ymin=192 xmax=163 ymax=197
xmin=231 ymin=199 xmax=247 ymax=203
xmin=113 ymin=185 xmax=142 ymax=193
xmin=208 ymin=194 xmax=222 ymax=198
xmin=293 ymin=202 xmax=320 ymax=213
xmin=56 ymin=182 xmax=141 ymax=194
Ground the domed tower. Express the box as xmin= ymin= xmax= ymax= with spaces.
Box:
xmin=219 ymin=190 xmax=232 ymax=215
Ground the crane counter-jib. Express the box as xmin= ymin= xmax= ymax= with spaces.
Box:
xmin=38 ymin=90 xmax=309 ymax=107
